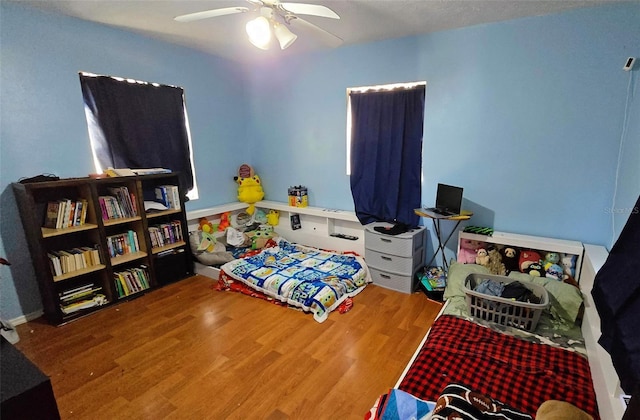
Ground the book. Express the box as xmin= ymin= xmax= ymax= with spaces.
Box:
xmin=55 ymin=200 xmax=66 ymax=229
xmin=43 ymin=201 xmax=60 ymax=229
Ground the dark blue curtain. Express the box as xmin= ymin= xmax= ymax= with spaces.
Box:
xmin=593 ymin=195 xmax=640 ymax=394
xmin=79 ymin=74 xmax=194 ymax=195
xmin=349 ymin=86 xmax=425 ymax=227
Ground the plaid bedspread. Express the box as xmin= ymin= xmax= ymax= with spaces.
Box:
xmin=398 ymin=315 xmax=599 ymax=419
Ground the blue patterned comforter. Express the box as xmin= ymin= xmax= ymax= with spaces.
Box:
xmin=220 ymin=238 xmax=371 ymax=322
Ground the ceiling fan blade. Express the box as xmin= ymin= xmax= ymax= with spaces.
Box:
xmin=174 ymin=7 xmax=249 ymax=23
xmin=288 ymin=16 xmax=343 ymax=47
xmin=280 ymin=3 xmax=340 ymax=19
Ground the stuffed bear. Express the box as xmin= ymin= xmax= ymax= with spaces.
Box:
xmin=475 ymin=248 xmax=490 ymax=267
xmin=458 ymin=238 xmax=487 ymax=264
xmin=500 ymin=246 xmax=520 ymax=274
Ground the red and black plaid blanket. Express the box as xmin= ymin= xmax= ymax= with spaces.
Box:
xmin=398 ymin=315 xmax=599 ymax=419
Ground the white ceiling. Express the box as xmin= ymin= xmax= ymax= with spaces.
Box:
xmin=14 ymin=0 xmax=618 ymax=63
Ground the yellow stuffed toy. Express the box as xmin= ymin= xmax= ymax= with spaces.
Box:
xmin=234 ymin=164 xmax=264 ymax=215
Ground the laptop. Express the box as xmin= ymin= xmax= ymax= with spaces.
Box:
xmin=425 ymin=183 xmax=463 ymax=216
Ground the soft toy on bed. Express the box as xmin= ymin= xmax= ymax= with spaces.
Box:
xmin=561 ymin=253 xmax=577 ymax=278
xmin=519 ymin=250 xmax=541 ymax=273
xmin=458 ymin=238 xmax=486 ymax=264
xmin=500 ymin=246 xmax=520 ymax=274
xmin=487 ymin=247 xmax=506 ymax=276
xmin=475 ymin=248 xmax=490 ymax=266
xmin=234 ymin=164 xmax=264 ymax=216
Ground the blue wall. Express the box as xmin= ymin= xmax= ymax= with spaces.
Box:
xmin=1 ymin=1 xmax=638 ymax=321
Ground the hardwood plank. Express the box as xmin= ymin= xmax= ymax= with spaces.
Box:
xmin=14 ymin=275 xmax=442 ymax=419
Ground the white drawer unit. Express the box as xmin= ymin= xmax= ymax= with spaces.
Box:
xmin=364 ymin=222 xmax=427 ymax=294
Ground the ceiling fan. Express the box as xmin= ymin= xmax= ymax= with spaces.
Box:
xmin=174 ymin=0 xmax=342 ymax=51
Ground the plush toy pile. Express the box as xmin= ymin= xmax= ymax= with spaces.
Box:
xmin=190 ymin=164 xmax=279 ymax=266
xmin=458 ymin=234 xmax=577 ymax=284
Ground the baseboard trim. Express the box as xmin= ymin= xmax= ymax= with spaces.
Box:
xmin=6 ymin=309 xmax=44 ymax=326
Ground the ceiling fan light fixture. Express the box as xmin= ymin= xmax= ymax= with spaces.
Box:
xmin=246 ymin=16 xmax=271 ymax=50
xmin=274 ymin=22 xmax=297 ymax=49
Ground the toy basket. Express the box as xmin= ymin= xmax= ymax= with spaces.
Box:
xmin=464 ymin=273 xmax=549 ymax=332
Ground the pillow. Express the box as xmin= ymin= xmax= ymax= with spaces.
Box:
xmin=444 ymin=261 xmax=490 ymax=300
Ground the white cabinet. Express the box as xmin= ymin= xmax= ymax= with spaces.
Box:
xmin=365 ymin=222 xmax=427 ymax=293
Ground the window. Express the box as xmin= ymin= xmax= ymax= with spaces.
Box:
xmin=79 ymin=72 xmax=198 ymax=200
xmin=347 ymin=81 xmax=426 ymax=227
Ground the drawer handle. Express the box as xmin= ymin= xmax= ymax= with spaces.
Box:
xmin=380 ymin=238 xmax=392 ymax=243
xmin=380 ymin=274 xmax=391 ymax=279
xmin=381 ymin=256 xmax=393 ymax=261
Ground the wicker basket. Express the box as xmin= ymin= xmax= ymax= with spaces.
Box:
xmin=464 ymin=273 xmax=549 ymax=332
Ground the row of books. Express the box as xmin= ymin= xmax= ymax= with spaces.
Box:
xmin=148 ymin=220 xmax=183 ymax=249
xmin=59 ymin=283 xmax=108 ymax=315
xmin=48 ymin=246 xmax=102 ymax=277
xmin=154 ymin=185 xmax=181 ymax=210
xmin=43 ymin=198 xmax=88 ymax=229
xmin=99 ymin=186 xmax=137 ymax=221
xmin=114 ymin=266 xmax=150 ymax=298
xmin=106 ymin=230 xmax=140 ymax=258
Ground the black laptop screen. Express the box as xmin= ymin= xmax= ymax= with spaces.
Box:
xmin=435 ymin=183 xmax=463 ymax=215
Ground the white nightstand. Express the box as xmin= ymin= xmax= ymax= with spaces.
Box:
xmin=364 ymin=222 xmax=427 ymax=293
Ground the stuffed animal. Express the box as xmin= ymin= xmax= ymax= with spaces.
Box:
xmin=218 ymin=212 xmax=230 ymax=232
xmin=526 ymin=262 xmax=545 ymax=277
xmin=500 ymin=247 xmax=520 ymax=274
xmin=545 ymin=263 xmax=564 ymax=280
xmin=266 ymin=210 xmax=280 ymax=226
xmin=234 ymin=164 xmax=264 ymax=215
xmin=458 ymin=238 xmax=487 ymax=264
xmin=475 ymin=248 xmax=490 ymax=267
xmin=561 ymin=253 xmax=577 ymax=278
xmin=487 ymin=248 xmax=506 ymax=276
xmin=543 ymin=252 xmax=560 ymax=270
xmin=519 ymin=250 xmax=541 ymax=273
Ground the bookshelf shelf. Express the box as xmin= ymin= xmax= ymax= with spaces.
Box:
xmin=146 ymin=209 xmax=182 ymax=219
xmin=41 ymin=223 xmax=99 ymax=238
xmin=110 ymin=251 xmax=148 ymax=266
xmin=13 ymin=173 xmax=194 ymax=325
xmin=152 ymin=241 xmax=187 ymax=255
xmin=102 ymin=216 xmax=143 ymax=227
xmin=53 ymin=264 xmax=106 ymax=282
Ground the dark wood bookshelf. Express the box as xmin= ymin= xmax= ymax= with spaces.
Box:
xmin=13 ymin=173 xmax=194 ymax=325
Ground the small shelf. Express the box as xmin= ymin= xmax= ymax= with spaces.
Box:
xmin=102 ymin=215 xmax=142 ymax=227
xmin=42 ymin=223 xmax=99 ymax=238
xmin=53 ymin=264 xmax=106 ymax=282
xmin=110 ymin=251 xmax=148 ymax=266
xmin=152 ymin=241 xmax=186 ymax=255
xmin=145 ymin=209 xmax=182 ymax=219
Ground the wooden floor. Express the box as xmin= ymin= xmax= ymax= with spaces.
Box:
xmin=14 ymin=275 xmax=442 ymax=420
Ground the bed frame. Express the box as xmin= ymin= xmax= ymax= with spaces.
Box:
xmin=395 ymin=242 xmax=626 ymax=419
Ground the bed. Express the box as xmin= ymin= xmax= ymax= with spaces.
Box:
xmin=216 ymin=237 xmax=371 ymax=322
xmin=368 ymin=241 xmax=627 ymax=420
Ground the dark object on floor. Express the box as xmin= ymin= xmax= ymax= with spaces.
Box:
xmin=374 ymin=223 xmax=409 ymax=236
xmin=1 ymin=337 xmax=61 ymax=419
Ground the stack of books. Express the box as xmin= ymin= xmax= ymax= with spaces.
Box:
xmin=106 ymin=230 xmax=140 ymax=258
xmin=154 ymin=185 xmax=181 ymax=210
xmin=148 ymin=220 xmax=183 ymax=248
xmin=59 ymin=283 xmax=107 ymax=315
xmin=47 ymin=246 xmax=102 ymax=277
xmin=114 ymin=266 xmax=150 ymax=297
xmin=98 ymin=186 xmax=137 ymax=221
xmin=43 ymin=198 xmax=88 ymax=229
